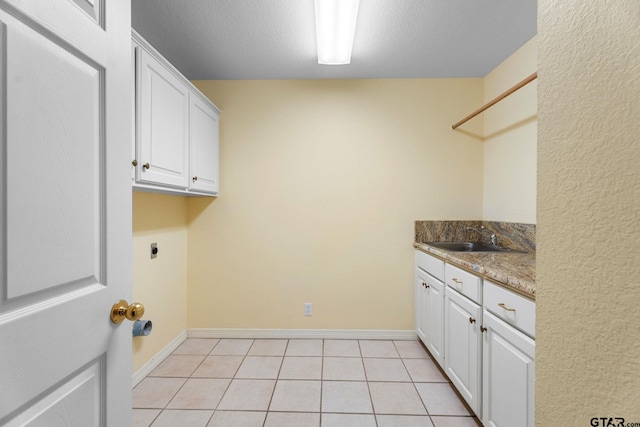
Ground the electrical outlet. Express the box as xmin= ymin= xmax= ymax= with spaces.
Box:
xmin=151 ymin=243 xmax=158 ymax=259
xmin=304 ymin=303 xmax=312 ymax=316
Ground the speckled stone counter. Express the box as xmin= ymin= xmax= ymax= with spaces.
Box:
xmin=415 ymin=221 xmax=536 ymax=299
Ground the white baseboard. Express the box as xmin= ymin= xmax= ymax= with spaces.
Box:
xmin=187 ymin=328 xmax=417 ymax=340
xmin=132 ymin=330 xmax=188 ymax=387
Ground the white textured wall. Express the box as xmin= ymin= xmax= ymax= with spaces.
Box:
xmin=537 ymin=1 xmax=640 ymax=424
xmin=483 ymin=37 xmax=537 ymax=224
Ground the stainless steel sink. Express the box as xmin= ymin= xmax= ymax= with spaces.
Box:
xmin=425 ymin=241 xmax=525 ymax=253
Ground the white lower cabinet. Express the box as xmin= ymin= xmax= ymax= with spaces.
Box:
xmin=414 ymin=250 xmax=536 ymax=425
xmin=416 ymin=268 xmax=445 ymax=367
xmin=482 ymin=280 xmax=536 ymax=427
xmin=444 ymin=285 xmax=482 ymax=416
xmin=482 ymin=311 xmax=535 ymax=427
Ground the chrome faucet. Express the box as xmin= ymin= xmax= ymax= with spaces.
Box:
xmin=467 ymin=226 xmax=497 ymax=246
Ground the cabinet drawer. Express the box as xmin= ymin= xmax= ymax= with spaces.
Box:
xmin=483 ymin=280 xmax=535 ymax=338
xmin=416 ymin=250 xmax=444 ymax=281
xmin=445 ymin=263 xmax=482 ymax=304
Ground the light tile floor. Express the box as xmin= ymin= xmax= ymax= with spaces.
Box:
xmin=133 ymin=339 xmax=481 ymax=427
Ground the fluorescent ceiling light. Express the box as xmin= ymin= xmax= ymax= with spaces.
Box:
xmin=314 ymin=0 xmax=360 ymax=65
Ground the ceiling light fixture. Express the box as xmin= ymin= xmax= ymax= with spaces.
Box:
xmin=314 ymin=0 xmax=360 ymax=65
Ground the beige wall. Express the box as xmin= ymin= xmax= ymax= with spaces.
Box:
xmin=483 ymin=36 xmax=537 ymax=224
xmin=537 ymin=0 xmax=640 ymax=424
xmin=187 ymin=79 xmax=483 ymax=330
xmin=132 ymin=192 xmax=188 ymax=372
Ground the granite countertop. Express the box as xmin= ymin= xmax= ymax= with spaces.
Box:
xmin=414 ymin=242 xmax=536 ymax=299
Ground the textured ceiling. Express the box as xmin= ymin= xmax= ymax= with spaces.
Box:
xmin=131 ymin=0 xmax=537 ymax=80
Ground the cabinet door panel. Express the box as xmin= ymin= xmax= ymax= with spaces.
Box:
xmin=190 ymin=94 xmax=219 ymax=194
xmin=445 ymin=287 xmax=482 ymax=416
xmin=424 ymin=275 xmax=445 ymax=367
xmin=415 ymin=269 xmax=429 ymax=342
xmin=483 ymin=311 xmax=535 ymax=427
xmin=138 ymin=49 xmax=189 ymax=188
xmin=416 ymin=268 xmax=445 ymax=367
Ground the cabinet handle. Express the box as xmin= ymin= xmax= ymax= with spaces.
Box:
xmin=498 ymin=303 xmax=516 ymax=312
xmin=132 ymin=159 xmax=138 ymax=167
xmin=193 ymin=176 xmax=198 ymax=182
xmin=480 ymin=326 xmax=487 ymax=333
xmin=469 ymin=317 xmax=476 ymax=324
xmin=452 ymin=278 xmax=463 ymax=285
xmin=421 ymin=281 xmax=429 ymax=289
xmin=143 ymin=163 xmax=150 ymax=170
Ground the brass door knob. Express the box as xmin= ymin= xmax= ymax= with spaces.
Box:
xmin=132 ymin=159 xmax=138 ymax=166
xmin=143 ymin=163 xmax=150 ymax=170
xmin=111 ymin=300 xmax=145 ymax=324
xmin=192 ymin=176 xmax=198 ymax=182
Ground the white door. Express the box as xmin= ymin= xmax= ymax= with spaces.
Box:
xmin=0 ymin=0 xmax=132 ymax=425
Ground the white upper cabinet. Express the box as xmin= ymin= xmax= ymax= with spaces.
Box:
xmin=137 ymin=45 xmax=190 ymax=188
xmin=132 ymin=30 xmax=220 ymax=196
xmin=189 ymin=94 xmax=220 ymax=194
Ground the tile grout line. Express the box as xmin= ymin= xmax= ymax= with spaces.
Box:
xmin=319 ymin=339 xmax=324 ymax=425
xmin=358 ymin=340 xmax=381 ymax=427
xmin=206 ymin=338 xmax=236 ymax=425
xmin=213 ymin=338 xmax=254 ymax=422
xmin=187 ymin=338 xmax=222 ymax=427
xmin=263 ymin=339 xmax=289 ymax=426
xmin=393 ymin=339 xmax=435 ymax=426
xmin=150 ymin=339 xmax=220 ymax=422
xmin=395 ymin=341 xmax=429 ymax=402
